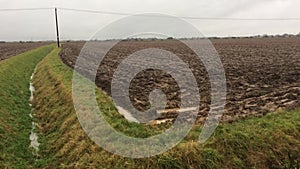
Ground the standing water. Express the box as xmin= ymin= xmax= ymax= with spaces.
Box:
xmin=29 ymin=66 xmax=40 ymax=156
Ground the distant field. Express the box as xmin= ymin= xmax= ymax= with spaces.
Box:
xmin=60 ymin=37 xmax=300 ymax=123
xmin=0 ymin=42 xmax=49 ymax=61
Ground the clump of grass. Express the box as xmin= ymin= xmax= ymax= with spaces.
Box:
xmin=32 ymin=47 xmax=300 ymax=168
xmin=0 ymin=45 xmax=55 ymax=168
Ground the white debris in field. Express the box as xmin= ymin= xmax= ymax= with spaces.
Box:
xmin=156 ymin=107 xmax=197 ymax=114
xmin=148 ymin=118 xmax=174 ymax=125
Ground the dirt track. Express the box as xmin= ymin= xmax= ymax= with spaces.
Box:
xmin=0 ymin=42 xmax=48 ymax=61
xmin=60 ymin=37 xmax=300 ymax=123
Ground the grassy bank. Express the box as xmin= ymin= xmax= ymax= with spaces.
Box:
xmin=32 ymin=48 xmax=300 ymax=168
xmin=0 ymin=45 xmax=55 ymax=168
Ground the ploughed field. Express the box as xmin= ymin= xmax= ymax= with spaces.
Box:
xmin=60 ymin=37 xmax=300 ymax=123
xmin=0 ymin=42 xmax=49 ymax=61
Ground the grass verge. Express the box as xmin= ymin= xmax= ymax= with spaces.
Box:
xmin=33 ymin=47 xmax=300 ymax=168
xmin=0 ymin=45 xmax=55 ymax=168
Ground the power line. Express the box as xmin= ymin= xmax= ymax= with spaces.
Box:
xmin=58 ymin=7 xmax=133 ymax=16
xmin=1 ymin=7 xmax=300 ymax=21
xmin=0 ymin=8 xmax=53 ymax=11
xmin=58 ymin=7 xmax=300 ymax=21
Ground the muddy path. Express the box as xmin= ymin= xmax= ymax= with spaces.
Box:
xmin=60 ymin=38 xmax=300 ymax=123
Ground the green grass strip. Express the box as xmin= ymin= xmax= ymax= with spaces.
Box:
xmin=0 ymin=44 xmax=55 ymax=168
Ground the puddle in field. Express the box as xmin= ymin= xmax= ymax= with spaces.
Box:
xmin=116 ymin=106 xmax=140 ymax=123
xmin=28 ymin=66 xmax=40 ymax=155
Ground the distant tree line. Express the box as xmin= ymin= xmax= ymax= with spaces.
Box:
xmin=1 ymin=33 xmax=299 ymax=43
xmin=208 ymin=32 xmax=300 ymax=40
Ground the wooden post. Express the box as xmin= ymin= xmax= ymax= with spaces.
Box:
xmin=55 ymin=8 xmax=60 ymax=48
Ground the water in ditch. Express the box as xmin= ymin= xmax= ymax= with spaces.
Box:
xmin=28 ymin=67 xmax=40 ymax=156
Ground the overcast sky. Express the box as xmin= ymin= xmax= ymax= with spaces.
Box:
xmin=0 ymin=0 xmax=300 ymax=41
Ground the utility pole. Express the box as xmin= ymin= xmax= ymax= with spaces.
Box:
xmin=55 ymin=8 xmax=60 ymax=48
